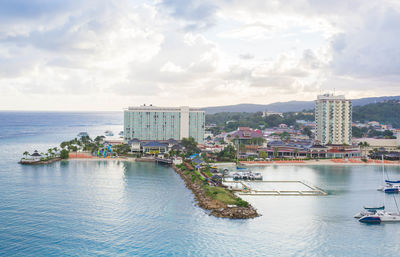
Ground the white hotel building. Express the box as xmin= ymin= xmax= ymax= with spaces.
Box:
xmin=124 ymin=105 xmax=205 ymax=144
xmin=315 ymin=94 xmax=352 ymax=145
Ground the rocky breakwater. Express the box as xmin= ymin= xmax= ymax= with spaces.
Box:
xmin=172 ymin=164 xmax=259 ymax=219
xmin=19 ymin=157 xmax=61 ymax=165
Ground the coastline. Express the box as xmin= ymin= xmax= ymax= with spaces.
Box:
xmin=211 ymin=160 xmax=400 ymax=167
xmin=171 ymin=163 xmax=259 ymax=219
xmin=20 ymin=157 xmax=400 ymax=167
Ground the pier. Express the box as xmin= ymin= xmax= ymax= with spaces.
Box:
xmin=223 ymin=180 xmax=327 ymax=196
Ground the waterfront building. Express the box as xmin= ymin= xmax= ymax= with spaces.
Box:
xmin=315 ymin=94 xmax=352 ymax=145
xmin=354 ymin=132 xmax=400 ymax=156
xmin=29 ymin=150 xmax=42 ymax=161
xmin=124 ymin=105 xmax=205 ymax=144
xmin=262 ymin=110 xmax=283 ymax=118
xmin=227 ymin=127 xmax=264 ymax=145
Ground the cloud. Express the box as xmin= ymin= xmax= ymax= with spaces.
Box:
xmin=239 ymin=53 xmax=254 ymax=60
xmin=158 ymin=0 xmax=217 ymax=30
xmin=0 ymin=0 xmax=400 ymax=110
xmin=330 ymin=7 xmax=400 ymax=78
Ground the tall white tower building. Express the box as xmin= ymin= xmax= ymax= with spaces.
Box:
xmin=123 ymin=105 xmax=205 ymax=144
xmin=315 ymin=94 xmax=352 ymax=145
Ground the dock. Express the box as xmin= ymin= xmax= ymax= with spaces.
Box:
xmin=155 ymin=157 xmax=173 ymax=165
xmin=223 ymin=180 xmax=327 ymax=196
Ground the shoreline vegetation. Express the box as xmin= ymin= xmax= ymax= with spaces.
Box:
xmin=171 ymin=163 xmax=259 ymax=219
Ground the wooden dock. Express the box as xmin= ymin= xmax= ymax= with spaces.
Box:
xmin=223 ymin=180 xmax=327 ymax=196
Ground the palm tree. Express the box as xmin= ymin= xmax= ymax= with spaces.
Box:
xmin=23 ymin=151 xmax=29 ymax=159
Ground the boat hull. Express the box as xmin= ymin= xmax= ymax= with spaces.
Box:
xmin=359 ymin=216 xmax=381 ymax=223
xmin=384 ymin=188 xmax=399 ymax=193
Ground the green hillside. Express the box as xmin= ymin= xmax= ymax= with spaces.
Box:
xmin=353 ymin=100 xmax=400 ymax=128
xmin=205 ymin=100 xmax=400 ymax=132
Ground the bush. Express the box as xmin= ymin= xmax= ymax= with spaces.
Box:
xmin=235 ymin=198 xmax=249 ymax=207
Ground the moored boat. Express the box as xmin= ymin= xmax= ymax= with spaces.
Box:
xmin=359 ymin=210 xmax=400 ymax=223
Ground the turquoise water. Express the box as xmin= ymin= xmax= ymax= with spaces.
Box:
xmin=1 ymin=112 xmax=400 ymax=256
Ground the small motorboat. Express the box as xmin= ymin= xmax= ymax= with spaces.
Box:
xmin=233 ymin=173 xmax=240 ymax=180
xmin=254 ymin=173 xmax=263 ymax=180
xmin=364 ymin=205 xmax=385 ymax=212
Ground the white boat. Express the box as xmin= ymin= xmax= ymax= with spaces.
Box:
xmin=359 ymin=210 xmax=400 ymax=223
xmin=354 ymin=206 xmax=385 ymax=218
xmin=377 ymin=155 xmax=399 ymax=193
xmin=358 ymin=155 xmax=400 ymax=222
xmin=254 ymin=173 xmax=263 ymax=180
xmin=104 ymin=130 xmax=114 ymax=136
xmin=383 ymin=184 xmax=400 ymax=194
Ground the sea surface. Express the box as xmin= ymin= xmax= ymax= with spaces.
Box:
xmin=1 ymin=111 xmax=400 ymax=256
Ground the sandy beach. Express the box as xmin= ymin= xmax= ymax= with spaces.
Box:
xmin=212 ymin=159 xmax=400 ymax=167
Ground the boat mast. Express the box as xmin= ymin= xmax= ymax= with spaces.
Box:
xmin=382 ymin=155 xmax=385 ymax=187
xmin=382 ymin=155 xmax=386 ymax=207
xmin=236 ymin=139 xmax=239 ymax=166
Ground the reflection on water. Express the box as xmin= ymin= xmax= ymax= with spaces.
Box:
xmin=1 ymin=111 xmax=400 ymax=256
xmin=1 ymin=161 xmax=399 ymax=256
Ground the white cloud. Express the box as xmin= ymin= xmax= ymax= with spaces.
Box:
xmin=0 ymin=0 xmax=399 ymax=110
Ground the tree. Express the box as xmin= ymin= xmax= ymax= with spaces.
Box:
xmin=181 ymin=137 xmax=200 ymax=155
xmin=273 ymin=147 xmax=279 ymax=158
xmin=23 ymin=151 xmax=29 ymax=159
xmin=60 ymin=149 xmax=69 ymax=159
xmin=217 ymin=144 xmax=236 ymax=161
xmin=60 ymin=141 xmax=69 ymax=149
xmin=280 ymin=132 xmax=290 ymax=142
xmin=302 ymin=127 xmax=312 ymax=138
xmin=259 ymin=151 xmax=268 ymax=159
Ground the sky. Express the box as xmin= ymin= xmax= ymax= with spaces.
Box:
xmin=0 ymin=0 xmax=399 ymax=111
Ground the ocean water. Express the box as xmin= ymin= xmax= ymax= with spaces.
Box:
xmin=1 ymin=111 xmax=400 ymax=256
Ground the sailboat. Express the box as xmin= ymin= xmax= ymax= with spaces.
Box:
xmin=354 ymin=206 xmax=385 ymax=219
xmin=358 ymin=205 xmax=400 ymax=223
xmin=358 ymin=156 xmax=400 ymax=223
xmin=378 ymin=156 xmax=400 ymax=193
xmin=235 ymin=140 xmax=246 ymax=170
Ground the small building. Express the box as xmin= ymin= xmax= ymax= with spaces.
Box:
xmin=354 ymin=136 xmax=400 ymax=156
xmin=103 ymin=139 xmax=124 ymax=146
xmin=262 ymin=111 xmax=283 ymax=118
xmin=142 ymin=141 xmax=168 ymax=155
xmin=229 ymin=127 xmax=263 ymax=145
xmin=30 ymin=150 xmax=42 ymax=161
xmin=309 ymin=144 xmax=328 ymax=158
xmin=128 ymin=138 xmax=141 ymax=152
xmin=173 ymin=157 xmax=183 ymax=165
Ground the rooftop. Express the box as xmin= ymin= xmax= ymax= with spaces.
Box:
xmin=125 ymin=105 xmax=203 ymax=112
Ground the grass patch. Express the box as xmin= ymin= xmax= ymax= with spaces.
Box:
xmin=204 ymin=186 xmax=237 ymax=205
xmin=204 ymin=171 xmax=213 ymax=177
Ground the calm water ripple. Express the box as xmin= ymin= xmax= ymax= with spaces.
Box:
xmin=1 ymin=112 xmax=400 ymax=256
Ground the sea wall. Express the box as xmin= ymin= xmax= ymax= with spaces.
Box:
xmin=172 ymin=164 xmax=259 ymax=219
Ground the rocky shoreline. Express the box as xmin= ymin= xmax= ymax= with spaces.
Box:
xmin=172 ymin=164 xmax=259 ymax=219
xmin=19 ymin=157 xmax=61 ymax=165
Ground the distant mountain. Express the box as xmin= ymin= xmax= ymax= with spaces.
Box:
xmin=202 ymin=96 xmax=400 ymax=114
